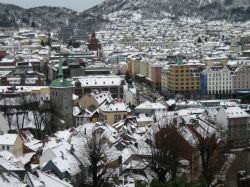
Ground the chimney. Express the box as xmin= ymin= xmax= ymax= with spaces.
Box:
xmin=60 ymin=151 xmax=64 ymax=160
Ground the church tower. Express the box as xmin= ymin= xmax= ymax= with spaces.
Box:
xmin=50 ymin=61 xmax=74 ymax=130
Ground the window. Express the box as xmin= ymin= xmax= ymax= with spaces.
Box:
xmin=6 ymin=146 xmax=9 ymax=150
xmin=118 ymin=115 xmax=121 ymax=121
xmin=2 ymin=146 xmax=5 ymax=150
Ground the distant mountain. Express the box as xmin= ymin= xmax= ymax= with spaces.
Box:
xmin=85 ymin=0 xmax=250 ymax=21
xmin=0 ymin=3 xmax=108 ymax=32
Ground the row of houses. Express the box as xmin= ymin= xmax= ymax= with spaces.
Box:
xmin=128 ymin=55 xmax=250 ymax=98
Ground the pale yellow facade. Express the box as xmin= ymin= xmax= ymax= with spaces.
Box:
xmin=165 ymin=64 xmax=202 ymax=93
xmin=139 ymin=60 xmax=149 ymax=77
xmin=14 ymin=135 xmax=24 ymax=157
xmin=99 ymin=110 xmax=127 ymax=125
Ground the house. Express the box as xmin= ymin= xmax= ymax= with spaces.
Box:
xmin=37 ymin=170 xmax=73 ymax=187
xmin=77 ymin=90 xmax=129 ymax=125
xmin=0 ymin=156 xmax=26 ymax=180
xmin=0 ymin=112 xmax=9 ymax=135
xmin=23 ymin=172 xmax=45 ymax=187
xmin=39 ymin=137 xmax=71 ymax=168
xmin=78 ymin=91 xmax=113 ymax=112
xmin=232 ymin=63 xmax=250 ymax=93
xmin=73 ymin=106 xmax=99 ymax=127
xmin=99 ymin=99 xmax=129 ymax=125
xmin=152 ymin=114 xmax=217 ymax=181
xmin=216 ymin=106 xmax=250 ymax=147
xmin=0 ymin=133 xmax=23 ymax=157
xmin=41 ymin=152 xmax=84 ymax=186
xmin=123 ymin=81 xmax=137 ymax=106
xmin=135 ymin=101 xmax=167 ymax=117
xmin=0 ymin=171 xmax=26 ymax=187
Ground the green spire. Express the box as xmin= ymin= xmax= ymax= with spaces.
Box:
xmin=176 ymin=55 xmax=184 ymax=65
xmin=57 ymin=60 xmax=63 ymax=78
xmin=50 ymin=60 xmax=73 ymax=88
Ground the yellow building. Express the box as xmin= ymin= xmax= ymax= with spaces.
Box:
xmin=38 ymin=34 xmax=48 ymax=44
xmin=99 ymin=100 xmax=128 ymax=125
xmin=77 ymin=91 xmax=128 ymax=125
xmin=162 ymin=59 xmax=204 ymax=97
xmin=127 ymin=57 xmax=140 ymax=77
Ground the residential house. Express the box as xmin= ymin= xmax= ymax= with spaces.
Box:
xmin=135 ymin=101 xmax=167 ymax=118
xmin=123 ymin=81 xmax=137 ymax=106
xmin=99 ymin=99 xmax=129 ymax=125
xmin=0 ymin=112 xmax=9 ymax=135
xmin=73 ymin=106 xmax=99 ymax=127
xmin=0 ymin=133 xmax=23 ymax=157
xmin=37 ymin=170 xmax=73 ymax=187
xmin=216 ymin=106 xmax=250 ymax=147
xmin=232 ymin=63 xmax=250 ymax=93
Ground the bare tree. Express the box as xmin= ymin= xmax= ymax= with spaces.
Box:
xmin=148 ymin=121 xmax=185 ymax=183
xmin=78 ymin=128 xmax=111 ymax=187
xmin=30 ymin=95 xmax=53 ymax=139
xmin=225 ymin=151 xmax=250 ymax=187
xmin=197 ymin=128 xmax=225 ymax=185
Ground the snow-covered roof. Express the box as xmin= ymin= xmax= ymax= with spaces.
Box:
xmin=72 ymin=75 xmax=123 ymax=87
xmin=135 ymin=101 xmax=167 ymax=110
xmin=99 ymin=99 xmax=128 ymax=112
xmin=223 ymin=107 xmax=250 ymax=118
xmin=37 ymin=170 xmax=73 ymax=187
xmin=0 ymin=134 xmax=17 ymax=145
xmin=0 ymin=172 xmax=26 ymax=187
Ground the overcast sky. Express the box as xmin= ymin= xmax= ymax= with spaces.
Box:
xmin=0 ymin=0 xmax=105 ymax=12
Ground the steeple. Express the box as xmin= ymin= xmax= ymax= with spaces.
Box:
xmin=176 ymin=55 xmax=184 ymax=65
xmin=57 ymin=60 xmax=64 ymax=78
xmin=50 ymin=60 xmax=72 ymax=88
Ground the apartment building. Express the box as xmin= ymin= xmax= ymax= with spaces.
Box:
xmin=201 ymin=66 xmax=233 ymax=96
xmin=233 ymin=63 xmax=250 ymax=93
xmin=162 ymin=57 xmax=204 ymax=97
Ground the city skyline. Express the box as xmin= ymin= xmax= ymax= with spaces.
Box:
xmin=0 ymin=0 xmax=104 ymax=12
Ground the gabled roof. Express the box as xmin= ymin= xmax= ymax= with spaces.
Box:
xmin=0 ymin=134 xmax=18 ymax=145
xmin=223 ymin=106 xmax=250 ymax=118
xmin=37 ymin=170 xmax=73 ymax=187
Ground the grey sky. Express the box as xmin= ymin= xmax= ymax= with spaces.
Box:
xmin=0 ymin=0 xmax=105 ymax=12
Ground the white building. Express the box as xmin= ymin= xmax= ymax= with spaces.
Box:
xmin=203 ymin=66 xmax=233 ymax=95
xmin=0 ymin=134 xmax=23 ymax=157
xmin=123 ymin=82 xmax=137 ymax=106
xmin=135 ymin=101 xmax=167 ymax=118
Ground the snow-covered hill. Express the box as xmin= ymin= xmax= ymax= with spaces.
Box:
xmin=0 ymin=3 xmax=108 ymax=31
xmin=85 ymin=0 xmax=250 ymax=21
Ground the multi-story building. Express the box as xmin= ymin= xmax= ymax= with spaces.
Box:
xmin=162 ymin=57 xmax=204 ymax=97
xmin=161 ymin=66 xmax=169 ymax=94
xmin=150 ymin=63 xmax=164 ymax=90
xmin=233 ymin=63 xmax=250 ymax=93
xmin=216 ymin=106 xmax=250 ymax=147
xmin=127 ymin=56 xmax=140 ymax=78
xmin=72 ymin=75 xmax=124 ymax=98
xmin=201 ymin=66 xmax=233 ymax=96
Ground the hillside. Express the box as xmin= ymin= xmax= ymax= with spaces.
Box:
xmin=85 ymin=0 xmax=250 ymax=21
xmin=0 ymin=3 xmax=108 ymax=32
